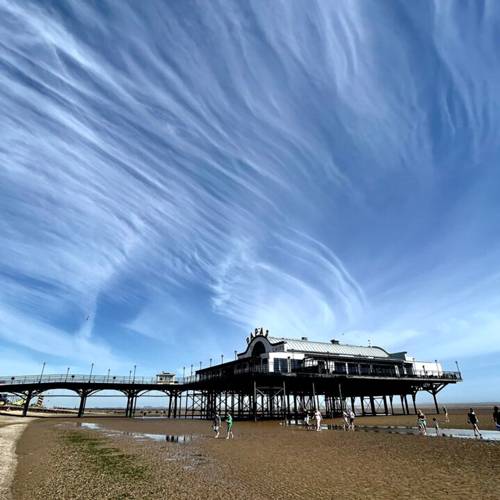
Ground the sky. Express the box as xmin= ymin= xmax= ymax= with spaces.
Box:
xmin=1 ymin=0 xmax=499 ymax=404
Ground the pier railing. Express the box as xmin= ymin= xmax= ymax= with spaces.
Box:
xmin=196 ymin=366 xmax=462 ymax=382
xmin=0 ymin=374 xmax=160 ymax=386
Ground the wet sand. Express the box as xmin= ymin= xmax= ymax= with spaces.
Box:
xmin=13 ymin=407 xmax=500 ymax=500
xmin=353 ymin=404 xmax=499 ymax=430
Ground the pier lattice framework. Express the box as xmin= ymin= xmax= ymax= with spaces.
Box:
xmin=0 ymin=367 xmax=460 ymax=419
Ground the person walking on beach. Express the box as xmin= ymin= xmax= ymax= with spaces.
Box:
xmin=493 ymin=406 xmax=500 ymax=431
xmin=342 ymin=410 xmax=349 ymax=431
xmin=467 ymin=408 xmax=482 ymax=438
xmin=213 ymin=412 xmax=221 ymax=439
xmin=417 ymin=409 xmax=427 ymax=435
xmin=226 ymin=413 xmax=234 ymax=439
xmin=349 ymin=409 xmax=356 ymax=431
xmin=304 ymin=412 xmax=311 ymax=430
xmin=314 ymin=409 xmax=322 ymax=432
xmin=442 ymin=406 xmax=449 ymax=423
xmin=432 ymin=417 xmax=440 ymax=436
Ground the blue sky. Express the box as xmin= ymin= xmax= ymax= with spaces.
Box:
xmin=1 ymin=1 xmax=499 ymax=403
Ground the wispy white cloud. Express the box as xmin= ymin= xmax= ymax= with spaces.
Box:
xmin=0 ymin=303 xmax=127 ymax=372
xmin=0 ymin=0 xmax=499 ymax=401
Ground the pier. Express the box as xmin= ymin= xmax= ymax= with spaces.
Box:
xmin=0 ymin=330 xmax=462 ymax=419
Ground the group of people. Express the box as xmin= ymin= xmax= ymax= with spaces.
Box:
xmin=303 ymin=409 xmax=323 ymax=431
xmin=304 ymin=408 xmax=356 ymax=432
xmin=212 ymin=412 xmax=234 ymax=439
xmin=212 ymin=405 xmax=499 ymax=440
xmin=417 ymin=406 xmax=500 ymax=438
xmin=416 ymin=409 xmax=435 ymax=436
xmin=342 ymin=409 xmax=356 ymax=431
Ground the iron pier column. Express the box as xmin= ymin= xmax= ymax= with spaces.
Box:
xmin=22 ymin=390 xmax=33 ymax=417
xmin=370 ymin=396 xmax=376 ymax=416
xmin=432 ymin=388 xmax=440 ymax=414
xmin=252 ymin=380 xmax=257 ymax=421
xmin=78 ymin=390 xmax=89 ymax=418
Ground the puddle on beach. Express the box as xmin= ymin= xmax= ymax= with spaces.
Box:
xmin=76 ymin=422 xmax=195 ymax=444
xmin=286 ymin=421 xmax=500 ymax=442
xmin=349 ymin=425 xmax=500 ymax=441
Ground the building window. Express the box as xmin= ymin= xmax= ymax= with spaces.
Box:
xmin=347 ymin=363 xmax=359 ymax=375
xmin=360 ymin=364 xmax=371 ymax=375
xmin=336 ymin=363 xmax=346 ymax=374
xmin=273 ymin=358 xmax=288 ymax=372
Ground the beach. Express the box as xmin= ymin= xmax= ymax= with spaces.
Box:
xmin=11 ymin=406 xmax=500 ymax=499
xmin=0 ymin=416 xmax=34 ymax=500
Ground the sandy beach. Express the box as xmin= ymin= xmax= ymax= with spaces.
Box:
xmin=0 ymin=416 xmax=34 ymax=500
xmin=11 ymin=406 xmax=500 ymax=499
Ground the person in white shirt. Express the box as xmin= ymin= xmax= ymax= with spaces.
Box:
xmin=349 ymin=409 xmax=356 ymax=431
xmin=314 ymin=409 xmax=322 ymax=431
xmin=342 ymin=410 xmax=349 ymax=431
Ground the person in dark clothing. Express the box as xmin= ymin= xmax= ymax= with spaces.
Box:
xmin=493 ymin=406 xmax=500 ymax=431
xmin=467 ymin=408 xmax=482 ymax=438
xmin=213 ymin=412 xmax=221 ymax=438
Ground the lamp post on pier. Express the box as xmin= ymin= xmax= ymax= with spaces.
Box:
xmin=133 ymin=365 xmax=137 ymax=384
xmin=88 ymin=363 xmax=94 ymax=383
xmin=39 ymin=362 xmax=46 ymax=383
xmin=64 ymin=367 xmax=70 ymax=383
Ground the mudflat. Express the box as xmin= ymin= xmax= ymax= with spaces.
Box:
xmin=13 ymin=406 xmax=500 ymax=500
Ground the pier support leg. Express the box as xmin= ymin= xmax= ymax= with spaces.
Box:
xmin=360 ymin=397 xmax=366 ymax=416
xmin=78 ymin=391 xmax=89 ymax=418
xmin=370 ymin=396 xmax=376 ymax=416
xmin=132 ymin=393 xmax=138 ymax=416
xmin=282 ymin=380 xmax=290 ymax=423
xmin=389 ymin=395 xmax=394 ymax=415
xmin=383 ymin=396 xmax=388 ymax=415
xmin=168 ymin=392 xmax=173 ymax=418
xmin=351 ymin=397 xmax=355 ymax=413
xmin=125 ymin=394 xmax=131 ymax=417
xmin=432 ymin=389 xmax=439 ymax=414
xmin=412 ymin=393 xmax=417 ymax=414
xmin=400 ymin=395 xmax=405 ymax=415
xmin=22 ymin=390 xmax=33 ymax=417
xmin=404 ymin=395 xmax=409 ymax=415
xmin=253 ymin=380 xmax=257 ymax=422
